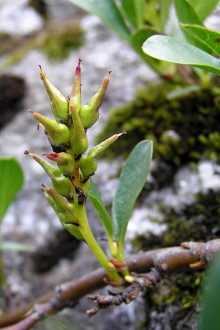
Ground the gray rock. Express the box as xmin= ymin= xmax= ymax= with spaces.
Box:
xmin=0 ymin=0 xmax=44 ymax=36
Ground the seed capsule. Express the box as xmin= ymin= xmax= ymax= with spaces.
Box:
xmin=42 ymin=186 xmax=83 ymax=240
xmin=25 ymin=151 xmax=71 ymax=197
xmin=31 ymin=111 xmax=70 ymax=145
xmin=44 ymin=152 xmax=75 ymax=177
xmin=79 ymin=71 xmax=111 ymax=129
xmin=69 ymin=59 xmax=82 ymax=112
xmin=69 ymin=104 xmax=88 ymax=155
xmin=79 ymin=156 xmax=97 ymax=180
xmin=88 ymin=132 xmax=126 ymax=159
xmin=39 ymin=65 xmax=69 ymax=122
xmin=79 ymin=132 xmax=125 ymax=180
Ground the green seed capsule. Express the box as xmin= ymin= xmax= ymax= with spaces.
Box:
xmin=88 ymin=132 xmax=126 ymax=159
xmin=79 ymin=132 xmax=125 ymax=180
xmin=79 ymin=71 xmax=111 ymax=129
xmin=69 ymin=104 xmax=88 ymax=155
xmin=32 ymin=111 xmax=70 ymax=145
xmin=42 ymin=186 xmax=83 ymax=240
xmin=79 ymin=156 xmax=97 ymax=180
xmin=44 ymin=152 xmax=75 ymax=177
xmin=69 ymin=59 xmax=81 ymax=112
xmin=25 ymin=151 xmax=71 ymax=197
xmin=39 ymin=65 xmax=69 ymax=122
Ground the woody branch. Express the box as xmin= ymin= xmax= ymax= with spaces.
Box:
xmin=0 ymin=239 xmax=220 ymax=329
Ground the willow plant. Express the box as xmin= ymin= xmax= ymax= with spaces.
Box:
xmin=25 ymin=60 xmax=152 ymax=286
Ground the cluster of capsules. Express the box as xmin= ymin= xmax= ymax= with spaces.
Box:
xmin=25 ymin=60 xmax=124 ymax=241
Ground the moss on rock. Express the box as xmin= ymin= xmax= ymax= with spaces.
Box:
xmin=97 ymin=79 xmax=220 ymax=167
xmin=40 ymin=23 xmax=83 ymax=61
xmin=135 ymin=189 xmax=220 ymax=329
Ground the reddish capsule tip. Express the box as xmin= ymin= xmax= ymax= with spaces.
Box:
xmin=75 ymin=58 xmax=82 ymax=75
xmin=38 ymin=65 xmax=46 ymax=80
xmin=44 ymin=153 xmax=59 ymax=161
xmin=75 ymin=66 xmax=81 ymax=75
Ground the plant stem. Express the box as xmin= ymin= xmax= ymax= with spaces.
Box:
xmin=77 ymin=204 xmax=122 ymax=282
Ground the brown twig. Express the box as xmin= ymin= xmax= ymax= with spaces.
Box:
xmin=87 ymin=268 xmax=160 ymax=316
xmin=0 ymin=239 xmax=220 ymax=329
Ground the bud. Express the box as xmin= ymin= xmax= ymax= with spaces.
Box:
xmin=44 ymin=152 xmax=75 ymax=177
xmin=79 ymin=132 xmax=125 ymax=180
xmin=69 ymin=59 xmax=81 ymax=112
xmin=25 ymin=151 xmax=71 ymax=197
xmin=69 ymin=104 xmax=88 ymax=155
xmin=79 ymin=71 xmax=111 ymax=129
xmin=31 ymin=111 xmax=70 ymax=145
xmin=42 ymin=186 xmax=83 ymax=240
xmin=39 ymin=65 xmax=69 ymax=122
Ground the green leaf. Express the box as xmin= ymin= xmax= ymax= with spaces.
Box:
xmin=67 ymin=0 xmax=130 ymax=41
xmin=0 ymin=158 xmax=24 ymax=222
xmin=175 ymin=0 xmax=203 ymax=25
xmin=198 ymin=252 xmax=220 ymax=330
xmin=121 ymin=0 xmax=145 ymax=29
xmin=167 ymin=85 xmax=201 ymax=100
xmin=88 ymin=180 xmax=113 ymax=238
xmin=112 ymin=140 xmax=153 ymax=247
xmin=181 ymin=24 xmax=220 ymax=56
xmin=188 ymin=0 xmax=219 ymax=21
xmin=159 ymin=0 xmax=171 ymax=33
xmin=130 ymin=28 xmax=175 ymax=75
xmin=174 ymin=0 xmax=212 ymax=54
xmin=130 ymin=28 xmax=159 ymax=68
xmin=142 ymin=35 xmax=220 ymax=75
xmin=0 ymin=241 xmax=33 ymax=252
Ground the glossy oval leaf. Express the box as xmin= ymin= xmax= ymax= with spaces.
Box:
xmin=68 ymin=0 xmax=130 ymax=41
xmin=121 ymin=0 xmax=145 ymax=29
xmin=88 ymin=179 xmax=113 ymax=238
xmin=0 ymin=158 xmax=24 ymax=222
xmin=181 ymin=24 xmax=220 ymax=56
xmin=143 ymin=35 xmax=220 ymax=75
xmin=112 ymin=140 xmax=153 ymax=246
xmin=188 ymin=0 xmax=219 ymax=21
xmin=198 ymin=252 xmax=220 ymax=330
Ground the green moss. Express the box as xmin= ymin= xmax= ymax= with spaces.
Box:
xmin=0 ymin=22 xmax=83 ymax=68
xmin=135 ymin=190 xmax=220 ymax=251
xmin=40 ymin=24 xmax=83 ymax=61
xmin=135 ymin=190 xmax=220 ymax=328
xmin=148 ymin=270 xmax=203 ymax=310
xmin=160 ymin=190 xmax=220 ymax=247
xmin=98 ymin=79 xmax=220 ymax=167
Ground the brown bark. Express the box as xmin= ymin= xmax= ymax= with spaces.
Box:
xmin=0 ymin=239 xmax=220 ymax=330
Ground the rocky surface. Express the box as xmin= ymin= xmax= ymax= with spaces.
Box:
xmin=0 ymin=0 xmax=152 ymax=328
xmin=0 ymin=1 xmax=220 ymax=329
